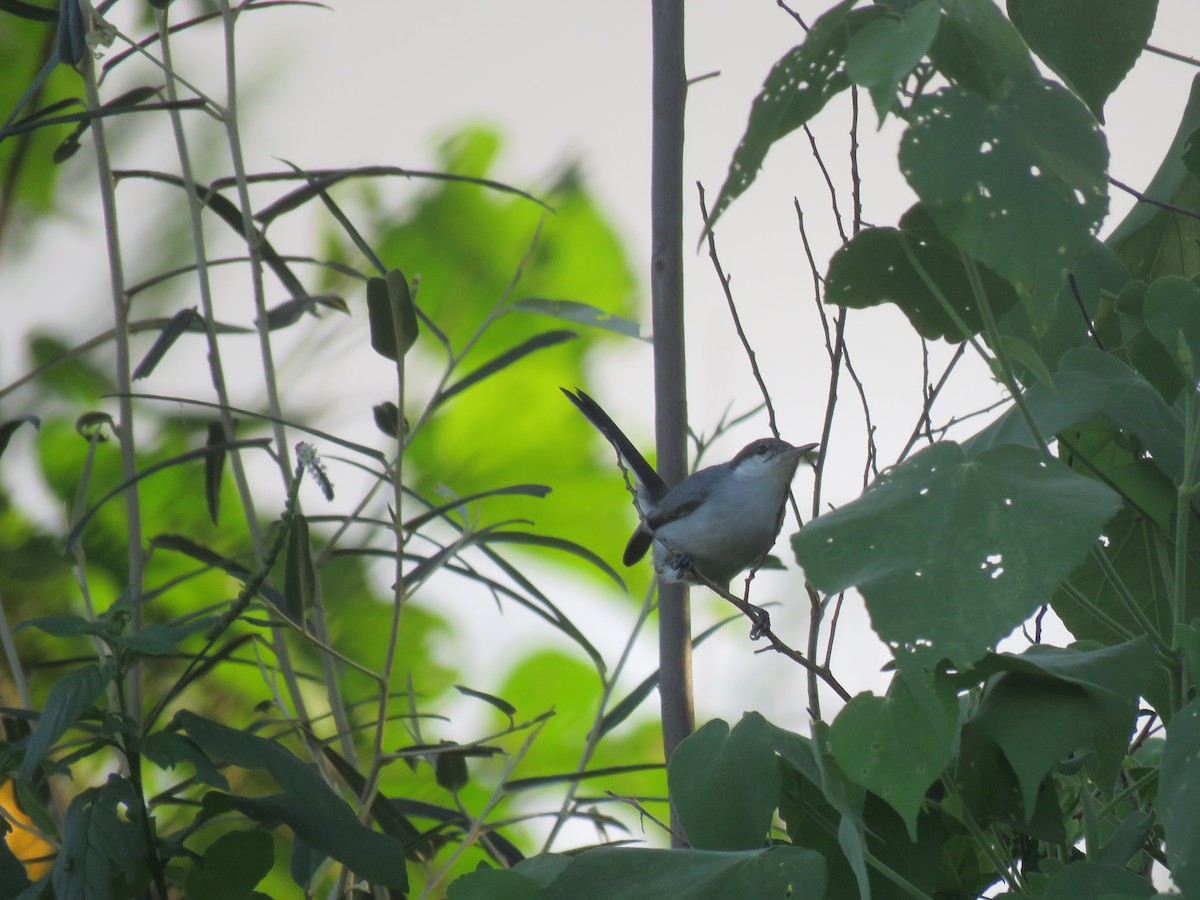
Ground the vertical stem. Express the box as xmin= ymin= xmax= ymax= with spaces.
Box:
xmin=215 ymin=0 xmax=311 ymax=728
xmin=80 ymin=45 xmax=145 ymax=716
xmin=650 ymin=0 xmax=693 ymax=845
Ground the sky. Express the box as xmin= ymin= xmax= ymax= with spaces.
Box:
xmin=5 ymin=0 xmax=1200 ymax=848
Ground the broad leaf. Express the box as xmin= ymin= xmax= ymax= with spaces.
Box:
xmin=705 ymin=0 xmax=887 ymax=231
xmin=1106 ymin=75 xmax=1200 ymax=283
xmin=794 ymin=442 xmax=1122 ymax=668
xmin=829 ymin=672 xmax=957 ymax=839
xmin=668 ymin=714 xmax=780 ymax=851
xmin=845 ymin=0 xmax=941 ymax=120
xmin=900 ymin=75 xmax=1108 ymax=329
xmin=1008 ymin=0 xmax=1156 ymax=123
xmin=1144 ymin=275 xmax=1200 ymax=380
xmin=928 ymin=0 xmax=1037 ymax=99
xmin=825 ymin=203 xmax=1018 ymax=340
xmin=1161 ymin=698 xmax=1200 ymax=897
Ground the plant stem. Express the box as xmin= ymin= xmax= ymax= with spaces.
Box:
xmin=80 ymin=42 xmax=145 ymax=717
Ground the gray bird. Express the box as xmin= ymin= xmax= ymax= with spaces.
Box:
xmin=562 ymin=388 xmax=818 ymax=589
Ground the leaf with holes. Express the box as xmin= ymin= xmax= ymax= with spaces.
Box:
xmin=705 ymin=0 xmax=888 ymax=233
xmin=846 ymin=0 xmax=941 ymax=120
xmin=793 ymin=442 xmax=1122 ymax=668
xmin=900 ymin=75 xmax=1108 ymax=329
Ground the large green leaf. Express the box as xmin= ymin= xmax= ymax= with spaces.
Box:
xmin=1008 ymin=0 xmax=1156 ymax=123
xmin=793 ymin=442 xmax=1122 ymax=668
xmin=845 ymin=0 xmax=941 ymax=120
xmin=968 ymin=640 xmax=1154 ymax=816
xmin=177 ymin=711 xmax=408 ymax=890
xmin=825 ymin=203 xmax=1018 ymax=341
xmin=667 ymin=714 xmax=781 ymax=851
xmin=1107 ymin=75 xmax=1200 ymax=283
xmin=829 ymin=672 xmax=958 ymax=839
xmin=900 ymin=74 xmax=1109 ymax=328
xmin=927 ymin=0 xmax=1037 ymax=99
xmin=1037 ymin=860 xmax=1156 ymax=898
xmin=527 ymin=846 xmax=826 ymax=900
xmin=705 ymin=0 xmax=887 ymax=231
xmin=1144 ymin=275 xmax=1200 ymax=380
xmin=1161 ymin=698 xmax=1200 ymax=897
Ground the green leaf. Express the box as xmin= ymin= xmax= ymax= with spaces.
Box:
xmin=829 ymin=672 xmax=957 ymax=839
xmin=966 ymin=348 xmax=1184 ymax=485
xmin=282 ymin=513 xmax=314 ymax=626
xmin=119 ymin=617 xmax=218 ymax=656
xmin=1038 ymin=860 xmax=1156 ymax=898
xmin=1007 ymin=0 xmax=1157 ymax=123
xmin=793 ymin=442 xmax=1122 ymax=668
xmin=448 ymin=868 xmax=544 ymax=899
xmin=185 ymin=829 xmax=274 ymax=900
xmin=845 ymin=0 xmax=941 ymax=120
xmin=1161 ymin=698 xmax=1200 ymax=896
xmin=928 ymin=0 xmax=1038 ymax=98
xmin=140 ymin=730 xmax=230 ymax=790
xmin=825 ymin=203 xmax=1019 ymax=341
xmin=527 ymin=845 xmax=825 ymax=900
xmin=0 ymin=415 xmax=40 ymax=463
xmin=900 ymin=75 xmax=1109 ymax=329
xmin=1097 ymin=810 xmax=1155 ymax=869
xmin=1107 ymin=75 xmax=1200 ymax=283
xmin=705 ymin=0 xmax=888 ymax=232
xmin=513 ymin=297 xmax=644 ymax=340
xmin=435 ymin=741 xmax=471 ymax=793
xmin=968 ymin=641 xmax=1153 ymax=817
xmin=1144 ymin=275 xmax=1200 ymax=379
xmin=177 ymin=710 xmax=408 ymax=890
xmin=52 ymin=777 xmax=143 ymax=900
xmin=366 ymin=270 xmax=418 ymax=361
xmin=131 ymin=306 xmax=199 ymax=380
xmin=668 ymin=714 xmax=780 ymax=851
xmin=19 ymin=662 xmax=113 ymax=784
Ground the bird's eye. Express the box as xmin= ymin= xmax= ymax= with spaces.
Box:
xmin=756 ymin=442 xmax=770 ymax=456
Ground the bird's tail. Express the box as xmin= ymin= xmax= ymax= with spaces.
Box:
xmin=560 ymin=388 xmax=668 ymax=502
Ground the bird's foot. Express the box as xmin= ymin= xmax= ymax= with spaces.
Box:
xmin=748 ymin=604 xmax=770 ymax=640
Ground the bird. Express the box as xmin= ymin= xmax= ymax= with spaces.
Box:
xmin=562 ymin=388 xmax=818 ymax=591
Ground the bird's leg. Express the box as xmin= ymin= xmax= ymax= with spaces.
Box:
xmin=684 ymin=563 xmax=771 ymax=641
xmin=740 ymin=569 xmax=770 ymax=640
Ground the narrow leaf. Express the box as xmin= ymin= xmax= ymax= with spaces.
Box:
xmin=454 ymin=685 xmax=516 ymax=720
xmin=503 ymin=763 xmax=663 ymax=792
xmin=150 ymin=533 xmax=288 ymax=611
xmin=204 ymin=421 xmax=228 ymax=524
xmin=283 ymin=513 xmax=314 ymax=625
xmin=513 ymin=297 xmax=645 ymax=340
xmin=480 ymin=531 xmax=625 ymax=591
xmin=434 ymin=330 xmax=578 ymax=409
xmin=132 ymin=306 xmax=199 ymax=380
xmin=0 ymin=415 xmax=40 ymax=463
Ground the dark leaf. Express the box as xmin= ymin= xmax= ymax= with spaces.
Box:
xmin=185 ymin=829 xmax=274 ymax=900
xmin=433 ymin=331 xmax=577 ymax=409
xmin=19 ymin=663 xmax=113 ymax=784
xmin=366 ymin=271 xmax=418 ymax=361
xmin=178 ymin=711 xmax=408 ymax=890
xmin=141 ymin=730 xmax=230 ymax=790
xmin=52 ymin=777 xmax=142 ymax=900
xmin=503 ymin=763 xmax=663 ymax=793
xmin=372 ymin=402 xmax=401 ymax=438
xmin=454 ymin=685 xmax=516 ymax=720
xmin=149 ymin=533 xmax=288 ymax=611
xmin=434 ymin=742 xmax=470 ymax=793
xmin=282 ymin=513 xmax=314 ymax=625
xmin=264 ymin=294 xmax=348 ymax=331
xmin=204 ymin=421 xmax=229 ymax=524
xmin=132 ymin=306 xmax=200 ymax=380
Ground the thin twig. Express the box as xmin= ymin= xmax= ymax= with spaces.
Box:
xmin=1109 ymin=176 xmax=1200 ymax=222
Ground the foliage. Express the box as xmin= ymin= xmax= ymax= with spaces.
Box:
xmin=4 ymin=0 xmax=1200 ymax=898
